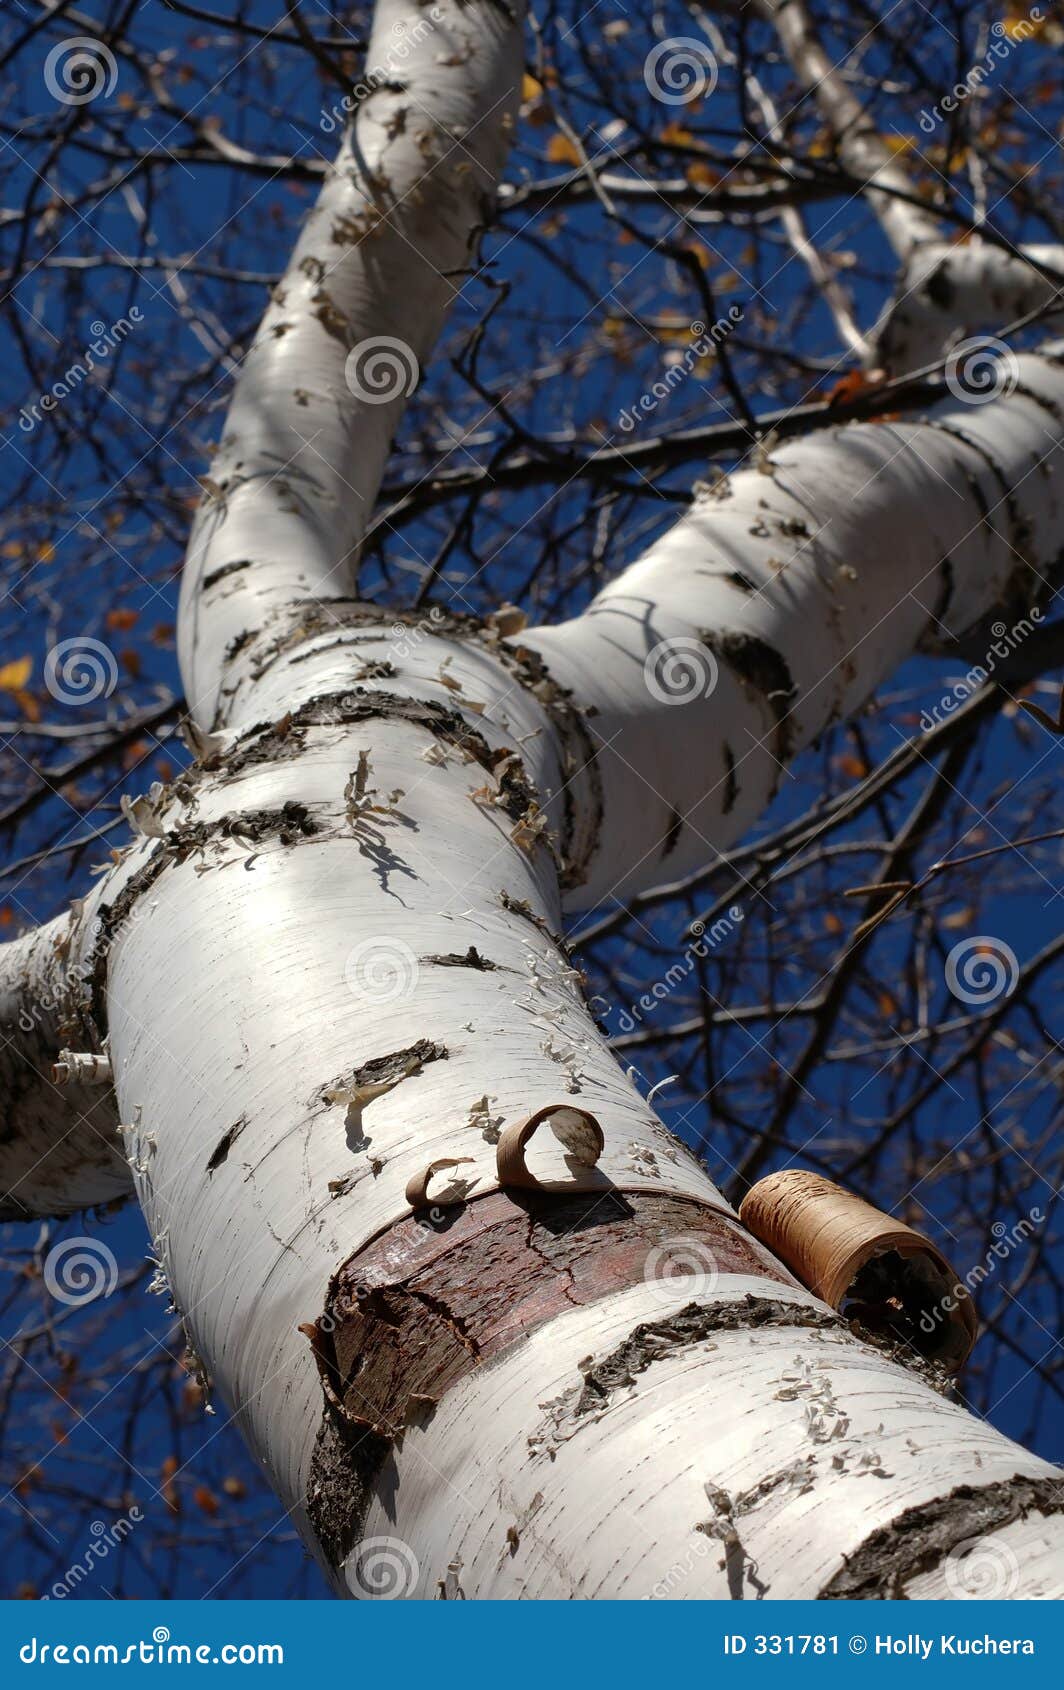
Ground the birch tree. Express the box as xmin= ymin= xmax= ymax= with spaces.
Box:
xmin=3 ymin=0 xmax=1064 ymax=1599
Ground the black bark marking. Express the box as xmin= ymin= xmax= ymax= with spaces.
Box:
xmin=499 ymin=890 xmax=572 ymax=957
xmin=226 ymin=606 xmax=602 ymax=890
xmin=305 ymin=1413 xmax=392 ymax=1571
xmin=166 ymin=803 xmax=322 ymax=852
xmin=722 ymin=743 xmax=739 ymax=814
xmin=820 ymin=1474 xmax=1064 ymax=1600
xmin=922 ymin=260 xmax=954 ymax=312
xmin=727 ymin=570 xmax=758 ymax=593
xmin=207 ymin=1114 xmax=248 ymax=1173
xmin=421 ymin=946 xmax=497 ymax=970
xmin=321 ymin=1039 xmax=448 ymax=1105
xmin=661 ymin=807 xmax=683 ymax=859
xmin=572 ymin=1297 xmax=840 ymax=1419
xmin=224 ymin=629 xmax=254 ymax=664
xmin=203 ymin=558 xmax=252 ymax=591
xmin=225 ymin=692 xmax=514 ymax=788
xmin=704 ymin=632 xmax=798 ymax=762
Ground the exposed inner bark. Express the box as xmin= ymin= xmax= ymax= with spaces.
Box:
xmin=304 ymin=1191 xmax=794 ymax=1568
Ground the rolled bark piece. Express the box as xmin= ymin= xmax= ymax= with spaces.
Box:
xmin=496 ymin=1104 xmax=605 ymax=1193
xmin=405 ymin=1158 xmax=477 ymax=1211
xmin=52 ymin=1049 xmax=112 ymax=1086
xmin=739 ymin=1169 xmax=977 ymax=1371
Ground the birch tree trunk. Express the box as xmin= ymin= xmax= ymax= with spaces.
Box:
xmin=4 ymin=0 xmax=1064 ymax=1600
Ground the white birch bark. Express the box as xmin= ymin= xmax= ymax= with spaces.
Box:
xmin=523 ymin=343 xmax=1064 ymax=906
xmin=0 ymin=914 xmax=127 ymax=1219
xmin=177 ymin=0 xmax=524 ymax=725
xmin=756 ymin=0 xmax=939 ymax=264
xmin=5 ymin=0 xmax=1064 ymax=1601
xmin=873 ymin=241 xmax=1064 ymax=373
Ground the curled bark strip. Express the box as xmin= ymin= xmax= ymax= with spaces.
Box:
xmin=51 ymin=1049 xmax=112 ymax=1086
xmin=496 ymin=1104 xmax=606 ymax=1193
xmin=740 ymin=1169 xmax=977 ymax=1371
xmin=405 ymin=1157 xmax=477 ymax=1211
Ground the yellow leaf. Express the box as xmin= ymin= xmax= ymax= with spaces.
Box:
xmin=0 ymin=657 xmax=32 ymax=691
xmin=546 ymin=133 xmax=581 ymax=166
xmin=522 ymin=74 xmax=543 ymax=101
xmin=943 ymin=907 xmax=975 ymax=929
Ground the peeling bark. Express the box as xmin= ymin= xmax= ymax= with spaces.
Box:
xmin=820 ymin=1476 xmax=1064 ymax=1600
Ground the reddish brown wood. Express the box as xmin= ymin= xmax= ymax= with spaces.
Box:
xmin=313 ymin=1189 xmax=795 ymax=1438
